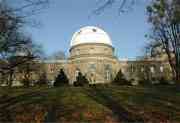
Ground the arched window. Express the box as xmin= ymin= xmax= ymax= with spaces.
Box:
xmin=49 ymin=64 xmax=55 ymax=73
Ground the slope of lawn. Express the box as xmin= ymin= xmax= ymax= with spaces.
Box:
xmin=0 ymin=85 xmax=180 ymax=122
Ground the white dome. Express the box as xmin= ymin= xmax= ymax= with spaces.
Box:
xmin=70 ymin=26 xmax=112 ymax=47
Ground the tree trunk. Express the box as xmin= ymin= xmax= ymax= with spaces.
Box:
xmin=8 ymin=71 xmax=14 ymax=87
xmin=176 ymin=69 xmax=180 ymax=82
xmin=164 ymin=48 xmax=177 ymax=80
xmin=24 ymin=73 xmax=30 ymax=87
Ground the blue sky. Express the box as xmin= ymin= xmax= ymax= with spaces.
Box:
xmin=26 ymin=0 xmax=150 ymax=59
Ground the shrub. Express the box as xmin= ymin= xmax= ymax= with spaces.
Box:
xmin=112 ymin=69 xmax=131 ymax=85
xmin=21 ymin=79 xmax=31 ymax=87
xmin=74 ymin=72 xmax=89 ymax=86
xmin=138 ymin=79 xmax=152 ymax=86
xmin=54 ymin=69 xmax=69 ymax=87
xmin=157 ymin=77 xmax=170 ymax=85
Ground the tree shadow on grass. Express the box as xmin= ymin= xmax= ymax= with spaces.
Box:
xmin=0 ymin=91 xmax=47 ymax=109
xmin=84 ymin=86 xmax=144 ymax=123
xmin=0 ymin=90 xmax=48 ymax=122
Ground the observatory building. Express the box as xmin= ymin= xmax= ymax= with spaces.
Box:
xmin=43 ymin=26 xmax=172 ymax=85
xmin=0 ymin=26 xmax=172 ymax=86
xmin=45 ymin=26 xmax=120 ymax=84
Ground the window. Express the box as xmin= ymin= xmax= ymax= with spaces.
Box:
xmin=90 ymin=47 xmax=94 ymax=54
xmin=106 ymin=70 xmax=110 ymax=81
xmin=141 ymin=67 xmax=144 ymax=72
xmin=121 ymin=68 xmax=125 ymax=73
xmin=76 ymin=49 xmax=80 ymax=55
xmin=150 ymin=66 xmax=155 ymax=73
xmin=77 ymin=60 xmax=80 ymax=64
xmin=160 ymin=66 xmax=164 ymax=72
xmin=105 ymin=64 xmax=112 ymax=81
xmin=90 ymin=47 xmax=94 ymax=50
xmin=89 ymin=63 xmax=96 ymax=71
xmin=75 ymin=69 xmax=80 ymax=78
xmin=104 ymin=48 xmax=108 ymax=51
xmin=49 ymin=64 xmax=55 ymax=73
xmin=105 ymin=64 xmax=111 ymax=70
xmin=130 ymin=64 xmax=134 ymax=72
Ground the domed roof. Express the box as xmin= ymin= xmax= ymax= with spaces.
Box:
xmin=70 ymin=26 xmax=112 ymax=47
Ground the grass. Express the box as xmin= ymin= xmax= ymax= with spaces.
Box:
xmin=0 ymin=84 xmax=180 ymax=122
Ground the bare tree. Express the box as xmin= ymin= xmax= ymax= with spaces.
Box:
xmin=93 ymin=0 xmax=136 ymax=14
xmin=0 ymin=34 xmax=43 ymax=86
xmin=147 ymin=0 xmax=180 ymax=81
xmin=17 ymin=55 xmax=43 ymax=87
xmin=143 ymin=40 xmax=166 ymax=59
xmin=0 ymin=0 xmax=48 ymax=86
xmin=47 ymin=50 xmax=66 ymax=60
xmin=1 ymin=0 xmax=49 ymax=14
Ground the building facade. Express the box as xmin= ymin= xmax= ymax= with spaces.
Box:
xmin=0 ymin=26 xmax=173 ymax=86
xmin=42 ymin=26 xmax=172 ymax=85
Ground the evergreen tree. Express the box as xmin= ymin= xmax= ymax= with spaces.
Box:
xmin=54 ymin=69 xmax=69 ymax=87
xmin=112 ymin=69 xmax=130 ymax=85
xmin=74 ymin=72 xmax=89 ymax=86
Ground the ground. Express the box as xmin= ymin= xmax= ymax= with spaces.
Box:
xmin=0 ymin=84 xmax=180 ymax=123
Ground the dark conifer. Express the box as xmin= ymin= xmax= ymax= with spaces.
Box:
xmin=113 ymin=69 xmax=130 ymax=85
xmin=54 ymin=69 xmax=69 ymax=87
xmin=74 ymin=72 xmax=89 ymax=86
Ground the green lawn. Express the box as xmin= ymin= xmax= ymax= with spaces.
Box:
xmin=0 ymin=85 xmax=180 ymax=122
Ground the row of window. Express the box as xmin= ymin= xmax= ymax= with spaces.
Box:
xmin=49 ymin=64 xmax=166 ymax=75
xmin=72 ymin=48 xmax=109 ymax=56
xmin=74 ymin=69 xmax=111 ymax=82
xmin=48 ymin=63 xmax=111 ymax=73
xmin=129 ymin=65 xmax=165 ymax=73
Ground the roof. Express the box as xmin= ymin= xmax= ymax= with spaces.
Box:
xmin=70 ymin=26 xmax=112 ymax=47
